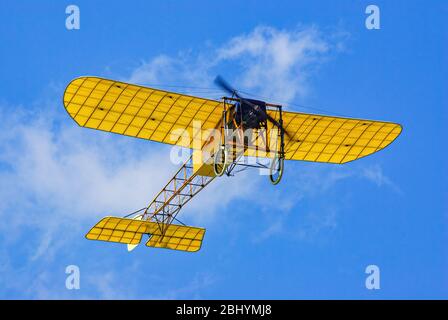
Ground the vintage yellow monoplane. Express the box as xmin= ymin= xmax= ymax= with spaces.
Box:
xmin=63 ymin=76 xmax=401 ymax=253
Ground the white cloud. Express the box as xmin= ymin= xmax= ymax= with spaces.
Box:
xmin=127 ymin=25 xmax=345 ymax=104
xmin=127 ymin=53 xmax=216 ymax=98
xmin=0 ymin=108 xmax=175 ymax=222
xmin=216 ymin=26 xmax=331 ymax=102
xmin=362 ymin=164 xmax=402 ymax=194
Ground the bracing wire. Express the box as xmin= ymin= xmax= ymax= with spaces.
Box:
xmin=137 ymin=82 xmax=349 ymax=117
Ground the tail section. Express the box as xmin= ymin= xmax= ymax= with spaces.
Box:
xmin=86 ymin=216 xmax=205 ymax=253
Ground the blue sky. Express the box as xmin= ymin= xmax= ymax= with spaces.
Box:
xmin=0 ymin=0 xmax=446 ymax=299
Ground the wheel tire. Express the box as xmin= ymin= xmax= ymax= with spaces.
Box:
xmin=269 ymin=156 xmax=284 ymax=185
xmin=214 ymin=146 xmax=228 ymax=177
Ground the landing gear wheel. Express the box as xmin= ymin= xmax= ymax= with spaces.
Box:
xmin=269 ymin=155 xmax=284 ymax=185
xmin=214 ymin=146 xmax=228 ymax=177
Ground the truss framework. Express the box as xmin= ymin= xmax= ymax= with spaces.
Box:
xmin=140 ymin=154 xmax=215 ymax=234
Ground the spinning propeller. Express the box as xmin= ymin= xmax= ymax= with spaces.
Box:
xmin=214 ymin=75 xmax=290 ymax=138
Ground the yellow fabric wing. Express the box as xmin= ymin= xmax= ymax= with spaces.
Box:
xmin=85 ymin=216 xmax=150 ymax=245
xmin=268 ymin=110 xmax=402 ymax=164
xmin=64 ymin=76 xmax=401 ymax=164
xmin=146 ymin=224 xmax=205 ymax=252
xmin=63 ymin=76 xmax=223 ymax=148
